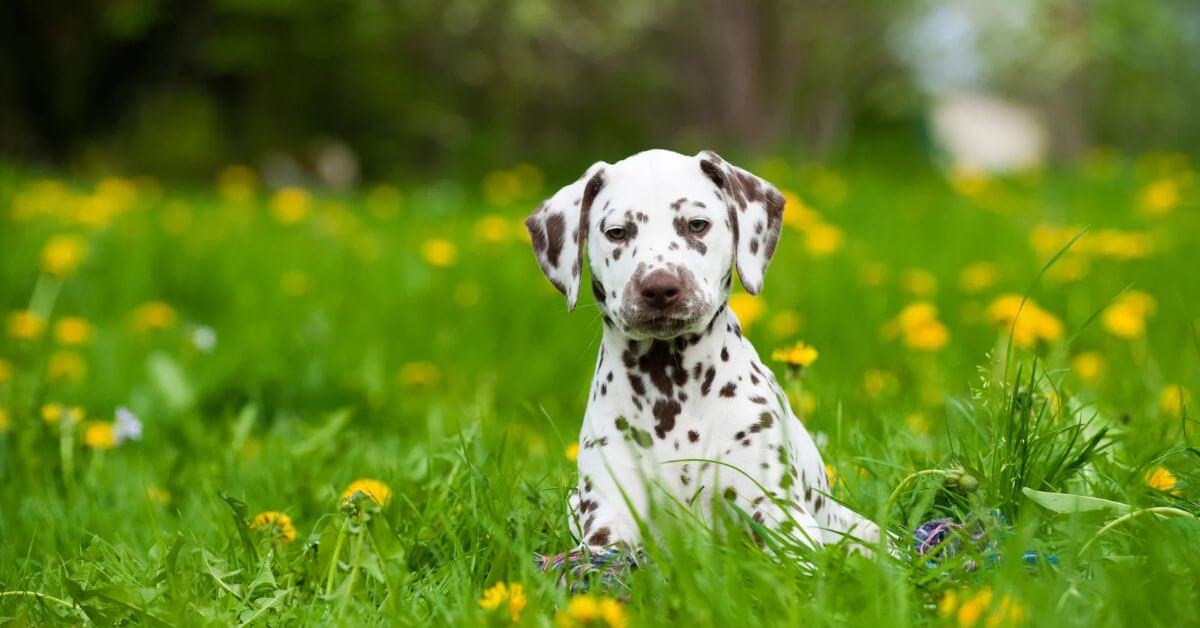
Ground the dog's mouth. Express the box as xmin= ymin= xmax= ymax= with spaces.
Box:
xmin=624 ymin=313 xmax=701 ymax=338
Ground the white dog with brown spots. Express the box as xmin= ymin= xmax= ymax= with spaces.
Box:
xmin=525 ymin=149 xmax=880 ymax=552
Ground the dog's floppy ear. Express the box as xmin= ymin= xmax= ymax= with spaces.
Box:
xmin=525 ymin=161 xmax=608 ymax=310
xmin=696 ymin=151 xmax=786 ymax=295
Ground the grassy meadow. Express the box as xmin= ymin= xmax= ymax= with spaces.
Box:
xmin=0 ymin=150 xmax=1198 ymax=626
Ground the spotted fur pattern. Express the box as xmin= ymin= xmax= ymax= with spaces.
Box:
xmin=525 ymin=149 xmax=880 ymax=552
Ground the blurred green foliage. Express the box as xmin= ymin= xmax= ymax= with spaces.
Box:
xmin=1 ymin=0 xmax=1198 ymax=180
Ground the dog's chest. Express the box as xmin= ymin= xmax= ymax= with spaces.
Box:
xmin=584 ymin=322 xmax=792 ymax=470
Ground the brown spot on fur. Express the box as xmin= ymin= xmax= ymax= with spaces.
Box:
xmin=701 ymin=366 xmax=716 ymax=395
xmin=673 ymin=215 xmax=708 ymax=254
xmin=588 ymin=527 xmax=610 ymax=546
xmin=544 ymin=213 xmax=566 ymax=267
xmin=637 ymin=341 xmax=688 ymax=396
xmin=652 ymin=399 xmax=681 ymax=439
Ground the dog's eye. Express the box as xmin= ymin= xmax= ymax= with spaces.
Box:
xmin=605 ymin=226 xmax=627 ymax=241
xmin=687 ymin=219 xmax=710 ymax=233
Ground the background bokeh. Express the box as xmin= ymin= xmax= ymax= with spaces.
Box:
xmin=2 ymin=1 xmax=1200 ymax=625
xmin=1 ymin=0 xmax=1199 ymax=181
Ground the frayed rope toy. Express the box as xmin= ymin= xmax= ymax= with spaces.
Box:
xmin=914 ymin=510 xmax=1059 ymax=570
xmin=533 ymin=546 xmax=644 ymax=594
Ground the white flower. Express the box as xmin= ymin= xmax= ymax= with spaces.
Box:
xmin=191 ymin=325 xmax=217 ymax=353
xmin=115 ymin=407 xmax=142 ymax=443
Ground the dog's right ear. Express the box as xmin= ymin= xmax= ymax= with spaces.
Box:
xmin=524 ymin=162 xmax=608 ymax=311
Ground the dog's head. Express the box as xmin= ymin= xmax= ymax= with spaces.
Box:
xmin=525 ymin=149 xmax=785 ymax=340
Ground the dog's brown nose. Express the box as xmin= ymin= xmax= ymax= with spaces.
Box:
xmin=639 ymin=270 xmax=683 ymax=310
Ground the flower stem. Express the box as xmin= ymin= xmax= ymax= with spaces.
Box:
xmin=337 ymin=524 xmax=368 ymax=617
xmin=882 ymin=469 xmax=949 ymax=523
xmin=324 ymin=518 xmax=349 ymax=596
xmin=1077 ymin=507 xmax=1195 ymax=558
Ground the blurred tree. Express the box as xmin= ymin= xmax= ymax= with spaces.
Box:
xmin=0 ymin=0 xmax=1195 ymax=180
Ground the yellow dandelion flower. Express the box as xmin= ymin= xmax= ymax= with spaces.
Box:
xmin=1092 ymin=230 xmax=1154 ymax=260
xmin=728 ymin=293 xmax=764 ymax=329
xmin=131 ymin=301 xmax=177 ymax=332
xmin=939 ymin=589 xmax=960 ymax=619
xmin=804 ymin=222 xmax=843 ymax=256
xmin=826 ymin=464 xmax=837 ymax=486
xmin=479 ymin=582 xmax=507 ymax=610
xmin=41 ymin=234 xmax=89 ymax=277
xmin=901 ymin=269 xmax=937 ymax=298
xmin=1159 ymin=385 xmax=1190 ymax=417
xmin=1144 ymin=466 xmax=1178 ymax=493
xmin=0 ymin=358 xmax=12 ymax=383
xmin=47 ymin=350 xmax=86 ymax=383
xmin=906 ymin=413 xmax=931 ymax=434
xmin=1102 ymin=291 xmax=1156 ymax=340
xmin=906 ymin=318 xmax=949 ymax=351
xmin=341 ymin=478 xmax=392 ymax=506
xmin=781 ymin=191 xmax=821 ymax=231
xmin=251 ymin=511 xmax=297 ymax=544
xmin=556 ymin=594 xmax=627 ymax=628
xmin=1047 ymin=254 xmax=1090 ymax=284
xmin=8 ymin=310 xmax=47 ymax=340
xmin=1137 ymin=178 xmax=1180 ymax=216
xmin=863 ymin=369 xmax=896 ymax=399
xmin=398 ymin=361 xmax=440 ymax=388
xmin=566 ymin=442 xmax=580 ymax=461
xmin=772 ymin=340 xmax=819 ymax=368
xmin=421 ymin=238 xmax=458 ymax=267
xmin=959 ymin=261 xmax=999 ymax=294
xmin=216 ymin=165 xmax=258 ymax=203
xmin=41 ymin=404 xmax=62 ymax=423
xmin=986 ymin=295 xmax=1062 ymax=348
xmin=957 ymin=587 xmax=993 ymax=627
xmin=270 ymin=187 xmax=311 ymax=224
xmin=888 ymin=302 xmax=950 ymax=351
xmin=475 ymin=214 xmax=512 ymax=244
xmin=84 ymin=421 xmax=117 ymax=450
xmin=479 ymin=582 xmax=527 ymax=623
xmin=280 ymin=270 xmax=313 ymax=297
xmin=986 ymin=595 xmax=1027 ymax=628
xmin=55 ymin=316 xmax=94 ymax=345
xmin=1071 ymin=352 xmax=1106 ymax=385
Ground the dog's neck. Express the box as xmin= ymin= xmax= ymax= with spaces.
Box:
xmin=599 ymin=303 xmax=744 ymax=368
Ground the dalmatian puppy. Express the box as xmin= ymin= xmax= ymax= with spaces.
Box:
xmin=525 ymin=149 xmax=880 ymax=552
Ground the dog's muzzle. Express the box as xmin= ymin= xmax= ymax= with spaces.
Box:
xmin=621 ymin=268 xmax=705 ymax=336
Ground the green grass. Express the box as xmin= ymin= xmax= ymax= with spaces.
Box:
xmin=0 ymin=152 xmax=1198 ymax=626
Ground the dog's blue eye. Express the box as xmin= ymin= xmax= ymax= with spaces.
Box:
xmin=605 ymin=227 xmax=627 ymax=241
xmin=688 ymin=219 xmax=710 ymax=233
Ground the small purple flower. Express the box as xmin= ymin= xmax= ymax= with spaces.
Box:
xmin=114 ymin=407 xmax=142 ymax=443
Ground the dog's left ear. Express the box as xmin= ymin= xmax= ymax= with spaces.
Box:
xmin=524 ymin=161 xmax=608 ymax=310
xmin=696 ymin=151 xmax=786 ymax=295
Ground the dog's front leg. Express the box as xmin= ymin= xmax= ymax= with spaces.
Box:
xmin=568 ymin=420 xmax=652 ymax=550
